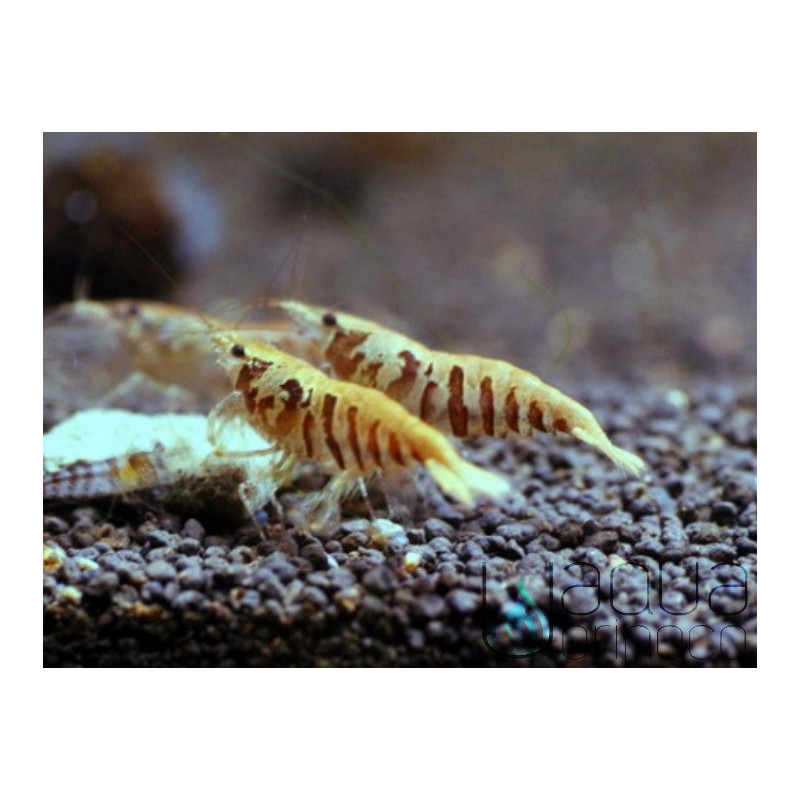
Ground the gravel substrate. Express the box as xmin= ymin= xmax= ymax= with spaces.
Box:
xmin=43 ymin=380 xmax=757 ymax=667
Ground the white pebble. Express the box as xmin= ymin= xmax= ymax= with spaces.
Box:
xmin=404 ymin=552 xmax=422 ymax=572
xmin=664 ymin=388 xmax=689 ymax=410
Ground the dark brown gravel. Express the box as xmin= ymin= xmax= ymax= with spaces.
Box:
xmin=43 ymin=380 xmax=756 ymax=667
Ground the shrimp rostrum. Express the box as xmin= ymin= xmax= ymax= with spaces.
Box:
xmin=208 ymin=332 xmax=511 ymax=517
xmin=274 ymin=301 xmax=646 ymax=476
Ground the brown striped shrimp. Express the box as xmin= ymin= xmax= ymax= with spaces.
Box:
xmin=274 ymin=300 xmax=647 ymax=476
xmin=207 ymin=331 xmax=512 ymax=523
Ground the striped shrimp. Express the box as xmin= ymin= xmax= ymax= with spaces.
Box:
xmin=207 ymin=332 xmax=512 ymax=517
xmin=274 ymin=300 xmax=647 ymax=476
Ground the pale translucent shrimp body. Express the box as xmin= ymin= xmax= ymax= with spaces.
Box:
xmin=43 ymin=409 xmax=283 ymax=517
xmin=45 ymin=299 xmax=323 ymax=413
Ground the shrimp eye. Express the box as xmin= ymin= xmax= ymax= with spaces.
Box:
xmin=322 ymin=312 xmax=337 ymax=327
xmin=231 ymin=344 xmax=246 ymax=358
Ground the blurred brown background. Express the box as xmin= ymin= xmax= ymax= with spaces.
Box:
xmin=43 ymin=133 xmax=756 ymax=389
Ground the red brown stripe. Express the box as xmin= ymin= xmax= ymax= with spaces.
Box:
xmin=368 ymin=420 xmax=382 ymax=467
xmin=447 ymin=365 xmax=468 ymax=437
xmin=280 ymin=379 xmax=303 ymax=410
xmin=385 ymin=350 xmax=421 ymax=401
xmin=244 ymin=387 xmax=259 ymax=413
xmin=302 ymin=411 xmax=315 ymax=458
xmin=420 ymin=380 xmax=438 ymax=422
xmin=479 ymin=376 xmax=495 ymax=436
xmin=362 ymin=360 xmax=383 ymax=387
xmin=347 ymin=406 xmax=364 ymax=471
xmin=554 ymin=417 xmax=570 ymax=433
xmin=388 ymin=432 xmax=405 ymax=465
xmin=235 ymin=361 xmax=269 ymax=393
xmin=527 ymin=401 xmax=544 ymax=432
xmin=274 ymin=378 xmax=304 ymax=437
xmin=327 ymin=331 xmax=368 ymax=380
xmin=322 ymin=393 xmax=345 ymax=469
xmin=504 ymin=388 xmax=520 ymax=433
xmin=257 ymin=394 xmax=275 ymax=415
